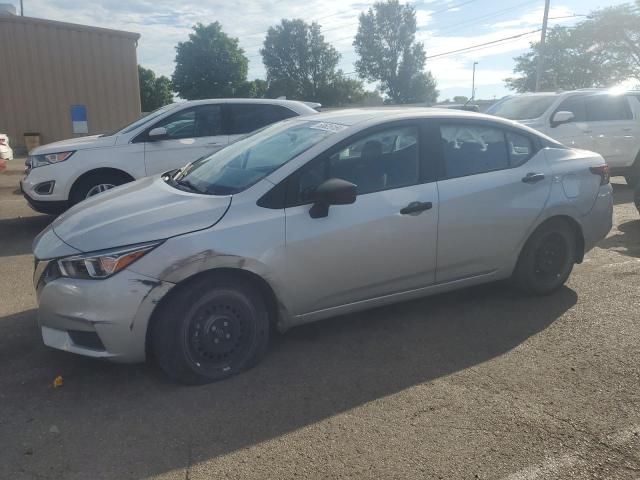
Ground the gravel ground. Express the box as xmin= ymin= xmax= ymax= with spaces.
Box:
xmin=0 ymin=158 xmax=638 ymax=480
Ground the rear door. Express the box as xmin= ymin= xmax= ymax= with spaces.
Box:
xmin=435 ymin=121 xmax=552 ymax=283
xmin=226 ymin=103 xmax=298 ymax=145
xmin=583 ymin=94 xmax=637 ymax=168
xmin=140 ymin=104 xmax=227 ymax=175
xmin=282 ymin=122 xmax=439 ymax=316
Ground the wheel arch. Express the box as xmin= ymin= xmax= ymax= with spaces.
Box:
xmin=524 ymin=214 xmax=586 ymax=264
xmin=145 ymin=267 xmax=282 ymax=359
xmin=69 ymin=167 xmax=135 ymax=199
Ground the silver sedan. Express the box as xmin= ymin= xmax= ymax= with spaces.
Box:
xmin=32 ymin=108 xmax=613 ymax=384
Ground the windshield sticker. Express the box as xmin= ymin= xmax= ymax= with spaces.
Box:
xmin=308 ymin=122 xmax=348 ymax=133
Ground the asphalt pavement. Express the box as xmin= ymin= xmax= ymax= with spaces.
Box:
xmin=1 ymin=158 xmax=639 ymax=479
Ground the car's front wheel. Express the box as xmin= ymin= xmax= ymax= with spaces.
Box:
xmin=151 ymin=274 xmax=270 ymax=385
xmin=69 ymin=172 xmax=131 ymax=206
xmin=513 ymin=219 xmax=576 ymax=295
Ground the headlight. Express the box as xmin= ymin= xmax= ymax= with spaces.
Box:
xmin=29 ymin=151 xmax=75 ymax=169
xmin=57 ymin=241 xmax=161 ymax=280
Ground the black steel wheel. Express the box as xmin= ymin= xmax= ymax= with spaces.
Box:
xmin=152 ymin=274 xmax=270 ymax=384
xmin=513 ymin=219 xmax=576 ymax=295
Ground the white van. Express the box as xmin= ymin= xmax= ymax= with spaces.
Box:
xmin=487 ymin=90 xmax=640 ymax=186
xmin=20 ymin=98 xmax=318 ymax=214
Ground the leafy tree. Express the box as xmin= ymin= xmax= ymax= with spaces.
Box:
xmin=505 ymin=3 xmax=640 ymax=93
xmin=578 ymin=2 xmax=640 ymax=80
xmin=354 ymin=0 xmax=438 ymax=104
xmin=453 ymin=95 xmax=469 ymax=103
xmin=138 ymin=65 xmax=173 ymax=112
xmin=235 ymin=79 xmax=269 ymax=98
xmin=173 ymin=22 xmax=248 ymax=99
xmin=261 ymin=19 xmax=362 ymax=106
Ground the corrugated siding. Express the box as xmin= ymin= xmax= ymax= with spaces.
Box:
xmin=0 ymin=16 xmax=141 ymax=150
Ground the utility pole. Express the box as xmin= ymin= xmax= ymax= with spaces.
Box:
xmin=471 ymin=62 xmax=478 ymax=100
xmin=535 ymin=0 xmax=551 ymax=91
xmin=20 ymin=0 xmax=24 ymax=15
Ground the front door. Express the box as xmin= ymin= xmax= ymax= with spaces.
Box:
xmin=283 ymin=123 xmax=439 ymax=316
xmin=548 ymin=94 xmax=594 ymax=151
xmin=435 ymin=122 xmax=552 ymax=283
xmin=143 ymin=104 xmax=227 ymax=175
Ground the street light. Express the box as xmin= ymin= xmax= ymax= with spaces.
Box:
xmin=471 ymin=62 xmax=478 ymax=100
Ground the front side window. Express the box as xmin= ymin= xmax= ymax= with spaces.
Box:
xmin=153 ymin=105 xmax=222 ymax=140
xmin=506 ymin=131 xmax=534 ymax=167
xmin=440 ymin=125 xmax=509 ymax=179
xmin=290 ymin=125 xmax=420 ymax=204
xmin=554 ymin=96 xmax=586 ymax=122
xmin=228 ymin=104 xmax=298 ymax=135
xmin=585 ymin=95 xmax=632 ymax=122
xmin=174 ymin=120 xmax=344 ymax=195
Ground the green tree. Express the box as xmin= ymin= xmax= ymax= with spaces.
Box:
xmin=453 ymin=95 xmax=469 ymax=103
xmin=261 ymin=19 xmax=365 ymax=106
xmin=578 ymin=2 xmax=640 ymax=80
xmin=173 ymin=22 xmax=248 ymax=99
xmin=138 ymin=65 xmax=173 ymax=112
xmin=505 ymin=4 xmax=639 ymax=93
xmin=235 ymin=79 xmax=269 ymax=98
xmin=353 ymin=0 xmax=438 ymax=104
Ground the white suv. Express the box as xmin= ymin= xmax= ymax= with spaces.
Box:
xmin=487 ymin=90 xmax=640 ymax=186
xmin=20 ymin=98 xmax=318 ymax=214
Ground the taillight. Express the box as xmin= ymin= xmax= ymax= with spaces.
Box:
xmin=590 ymin=165 xmax=610 ymax=185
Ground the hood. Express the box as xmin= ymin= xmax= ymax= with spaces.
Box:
xmin=52 ymin=176 xmax=231 ymax=252
xmin=31 ymin=135 xmax=117 ymax=155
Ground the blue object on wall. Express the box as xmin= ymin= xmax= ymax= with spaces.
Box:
xmin=71 ymin=105 xmax=88 ymax=134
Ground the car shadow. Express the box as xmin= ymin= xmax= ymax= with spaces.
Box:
xmin=598 ymin=219 xmax=640 ymax=258
xmin=611 ymin=181 xmax=634 ymax=206
xmin=0 ymin=284 xmax=577 ymax=479
xmin=0 ymin=214 xmax=54 ymax=258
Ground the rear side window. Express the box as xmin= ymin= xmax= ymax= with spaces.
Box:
xmin=585 ymin=95 xmax=632 ymax=121
xmin=228 ymin=104 xmax=298 ymax=134
xmin=440 ymin=125 xmax=509 ymax=179
xmin=554 ymin=96 xmax=586 ymax=122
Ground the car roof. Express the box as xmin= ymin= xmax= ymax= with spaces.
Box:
xmin=298 ymin=107 xmax=522 ymax=127
xmin=174 ymin=98 xmax=318 ymax=114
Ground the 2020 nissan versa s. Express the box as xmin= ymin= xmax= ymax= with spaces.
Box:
xmin=32 ymin=109 xmax=613 ymax=384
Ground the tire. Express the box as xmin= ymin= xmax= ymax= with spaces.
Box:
xmin=625 ymin=156 xmax=640 ymax=188
xmin=151 ymin=275 xmax=270 ymax=385
xmin=69 ymin=172 xmax=131 ymax=206
xmin=513 ymin=219 xmax=576 ymax=296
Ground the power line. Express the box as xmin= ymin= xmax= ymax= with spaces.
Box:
xmin=435 ymin=0 xmax=539 ymax=34
xmin=426 ymin=29 xmax=541 ymax=59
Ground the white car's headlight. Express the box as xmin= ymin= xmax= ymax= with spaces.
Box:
xmin=29 ymin=151 xmax=75 ymax=168
xmin=57 ymin=241 xmax=161 ymax=280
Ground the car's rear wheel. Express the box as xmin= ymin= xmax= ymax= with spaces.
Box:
xmin=151 ymin=275 xmax=270 ymax=385
xmin=625 ymin=155 xmax=640 ymax=188
xmin=513 ymin=219 xmax=576 ymax=295
xmin=69 ymin=172 xmax=131 ymax=206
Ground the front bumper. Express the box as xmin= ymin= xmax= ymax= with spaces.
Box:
xmin=21 ymin=166 xmax=70 ymax=214
xmin=36 ymin=266 xmax=174 ymax=363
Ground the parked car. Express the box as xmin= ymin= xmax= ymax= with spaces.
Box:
xmin=0 ymin=133 xmax=13 ymax=160
xmin=32 ymin=108 xmax=613 ymax=384
xmin=487 ymin=89 xmax=640 ymax=186
xmin=20 ymin=99 xmax=319 ymax=214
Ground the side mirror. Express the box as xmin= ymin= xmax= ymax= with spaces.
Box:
xmin=148 ymin=127 xmax=169 ymax=140
xmin=309 ymin=178 xmax=357 ymax=219
xmin=551 ymin=111 xmax=574 ymax=127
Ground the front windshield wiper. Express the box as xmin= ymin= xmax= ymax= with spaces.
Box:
xmin=175 ymin=177 xmax=206 ymax=194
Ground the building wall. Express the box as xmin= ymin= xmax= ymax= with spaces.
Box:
xmin=0 ymin=16 xmax=141 ymax=150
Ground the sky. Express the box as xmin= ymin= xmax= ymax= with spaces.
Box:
xmin=11 ymin=0 xmax=631 ymax=100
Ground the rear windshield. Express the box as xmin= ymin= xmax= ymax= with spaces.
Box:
xmin=487 ymin=95 xmax=558 ymax=120
xmin=174 ymin=120 xmax=346 ymax=195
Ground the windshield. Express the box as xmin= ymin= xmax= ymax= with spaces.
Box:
xmin=486 ymin=95 xmax=558 ymax=120
xmin=175 ymin=120 xmax=346 ymax=195
xmin=103 ymin=103 xmax=178 ymax=136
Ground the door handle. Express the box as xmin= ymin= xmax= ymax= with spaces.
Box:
xmin=400 ymin=201 xmax=433 ymax=215
xmin=522 ymin=172 xmax=545 ymax=184
xmin=207 ymin=142 xmax=222 ymax=146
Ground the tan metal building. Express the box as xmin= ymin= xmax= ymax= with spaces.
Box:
xmin=0 ymin=14 xmax=141 ymax=151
